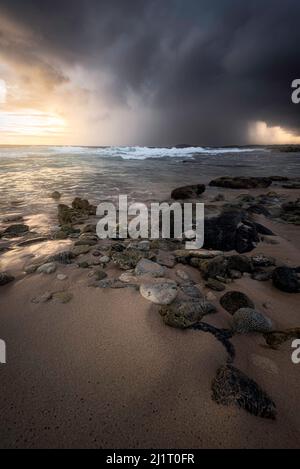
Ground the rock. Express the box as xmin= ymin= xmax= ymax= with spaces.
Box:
xmin=272 ymin=267 xmax=300 ymax=293
xmin=52 ymin=291 xmax=73 ymax=304
xmin=174 ymin=249 xmax=223 ymax=261
xmin=78 ymin=261 xmax=89 ymax=269
xmin=251 ymin=270 xmax=273 ymax=281
xmin=220 ymin=291 xmax=255 ymax=314
xmin=50 ymin=191 xmax=61 ymax=200
xmin=72 ymin=197 xmax=95 ymax=213
xmin=280 ymin=199 xmax=300 ymax=225
xmin=251 ymin=254 xmax=276 ymax=268
xmin=232 ymin=308 xmax=273 ymax=334
xmin=211 ymin=365 xmax=276 ymax=419
xmin=180 ymin=282 xmax=203 ymax=298
xmin=228 ymin=255 xmax=253 ymax=273
xmin=112 ymin=249 xmax=142 ymax=270
xmin=205 ymin=291 xmax=217 ymax=302
xmin=31 ymin=292 xmax=52 ymax=304
xmin=253 ymin=222 xmax=275 ymax=236
xmin=119 ymin=273 xmax=138 ymax=284
xmin=48 ymin=251 xmax=75 ymax=265
xmin=135 ymin=259 xmax=165 ymax=278
xmin=263 ymin=328 xmax=300 ymax=349
xmin=155 ymin=251 xmax=176 ymax=268
xmin=137 ymin=240 xmax=150 ymax=251
xmin=0 ymin=272 xmax=15 ymax=286
xmin=37 ymin=262 xmax=57 ymax=275
xmin=205 ymin=278 xmax=226 ymax=292
xmin=209 ymin=176 xmax=272 ymax=189
xmin=176 ymin=269 xmax=190 ymax=281
xmin=3 ymin=224 xmax=29 ymax=236
xmin=57 ymin=274 xmax=67 ymax=281
xmin=17 ymin=237 xmax=48 ymax=247
xmin=159 ymin=299 xmax=217 ymax=329
xmin=72 ymin=245 xmax=91 ymax=256
xmin=94 ymin=269 xmax=108 ymax=281
xmin=57 ymin=204 xmax=74 ymax=225
xmin=229 ymin=269 xmax=242 ymax=279
xmin=140 ymin=279 xmax=178 ymax=305
xmin=99 ymin=256 xmax=110 ymax=264
xmin=74 ymin=239 xmax=97 ymax=246
xmin=171 ymin=184 xmax=206 ymax=200
xmin=204 ymin=211 xmax=259 ymax=253
xmin=212 ymin=193 xmax=225 ymax=202
xmin=92 ymin=250 xmax=101 ymax=257
xmin=25 ymin=264 xmax=39 ymax=274
xmin=81 ymin=223 xmax=96 ymax=233
xmin=282 ymin=182 xmax=300 ymax=189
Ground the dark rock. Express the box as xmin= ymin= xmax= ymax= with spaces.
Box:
xmin=48 ymin=251 xmax=75 ymax=265
xmin=251 ymin=254 xmax=276 ymax=268
xmin=159 ymin=299 xmax=216 ymax=329
xmin=3 ymin=224 xmax=29 ymax=236
xmin=0 ymin=272 xmax=15 ymax=286
xmin=171 ymin=184 xmax=205 ymax=200
xmin=228 ymin=254 xmax=253 ymax=273
xmin=272 ymin=267 xmax=300 ymax=293
xmin=253 ymin=222 xmax=274 ymax=236
xmin=204 ymin=210 xmax=259 ymax=253
xmin=209 ymin=177 xmax=272 ymax=190
xmin=50 ymin=191 xmax=61 ymax=200
xmin=251 ymin=270 xmax=273 ymax=281
xmin=247 ymin=205 xmax=271 ymax=217
xmin=206 ymin=278 xmax=226 ymax=292
xmin=280 ymin=199 xmax=300 ymax=225
xmin=232 ymin=308 xmax=273 ymax=333
xmin=264 ymin=328 xmax=300 ymax=349
xmin=211 ymin=365 xmax=276 ymax=419
xmin=180 ymin=282 xmax=203 ymax=298
xmin=220 ymin=291 xmax=255 ymax=314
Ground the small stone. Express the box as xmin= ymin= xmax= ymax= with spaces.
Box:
xmin=135 ymin=259 xmax=165 ymax=278
xmin=37 ymin=262 xmax=57 ymax=275
xmin=220 ymin=291 xmax=255 ymax=314
xmin=156 ymin=252 xmax=176 ymax=268
xmin=72 ymin=245 xmax=91 ymax=256
xmin=0 ymin=272 xmax=15 ymax=286
xmin=57 ymin=274 xmax=67 ymax=281
xmin=206 ymin=278 xmax=226 ymax=292
xmin=176 ymin=269 xmax=190 ymax=281
xmin=31 ymin=292 xmax=52 ymax=304
xmin=180 ymin=282 xmax=203 ymax=298
xmin=206 ymin=291 xmax=217 ymax=302
xmin=78 ymin=261 xmax=89 ymax=269
xmin=25 ymin=264 xmax=39 ymax=274
xmin=99 ymin=256 xmax=110 ymax=264
xmin=159 ymin=299 xmax=217 ymax=329
xmin=251 ymin=254 xmax=276 ymax=268
xmin=50 ymin=191 xmax=61 ymax=200
xmin=3 ymin=224 xmax=29 ymax=236
xmin=140 ymin=280 xmax=178 ymax=305
xmin=119 ymin=273 xmax=138 ymax=284
xmin=232 ymin=308 xmax=273 ymax=334
xmin=137 ymin=240 xmax=150 ymax=251
xmin=52 ymin=291 xmax=73 ymax=304
xmin=94 ymin=269 xmax=108 ymax=281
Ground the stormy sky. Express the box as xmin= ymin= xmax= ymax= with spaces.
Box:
xmin=0 ymin=0 xmax=300 ymax=145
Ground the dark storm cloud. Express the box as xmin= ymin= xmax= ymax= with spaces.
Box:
xmin=1 ymin=0 xmax=300 ymax=144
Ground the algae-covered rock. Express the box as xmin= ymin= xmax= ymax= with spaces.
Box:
xmin=160 ymin=299 xmax=217 ymax=329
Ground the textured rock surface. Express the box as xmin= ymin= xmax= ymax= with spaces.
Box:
xmin=160 ymin=299 xmax=216 ymax=328
xmin=212 ymin=365 xmax=276 ymax=419
xmin=272 ymin=267 xmax=300 ymax=293
xmin=220 ymin=291 xmax=255 ymax=314
xmin=232 ymin=308 xmax=273 ymax=334
xmin=140 ymin=279 xmax=178 ymax=305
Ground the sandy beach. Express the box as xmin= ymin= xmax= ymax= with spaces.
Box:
xmin=0 ymin=154 xmax=299 ymax=448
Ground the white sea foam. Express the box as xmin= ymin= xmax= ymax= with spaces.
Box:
xmin=0 ymin=145 xmax=264 ymax=160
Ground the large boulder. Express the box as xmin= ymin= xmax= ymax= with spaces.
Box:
xmin=159 ymin=299 xmax=216 ymax=329
xmin=171 ymin=184 xmax=205 ymax=200
xmin=209 ymin=176 xmax=272 ymax=189
xmin=204 ymin=210 xmax=259 ymax=253
xmin=212 ymin=365 xmax=276 ymax=419
xmin=220 ymin=291 xmax=255 ymax=314
xmin=272 ymin=267 xmax=300 ymax=293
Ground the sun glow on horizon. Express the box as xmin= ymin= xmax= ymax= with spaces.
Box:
xmin=249 ymin=121 xmax=300 ymax=145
